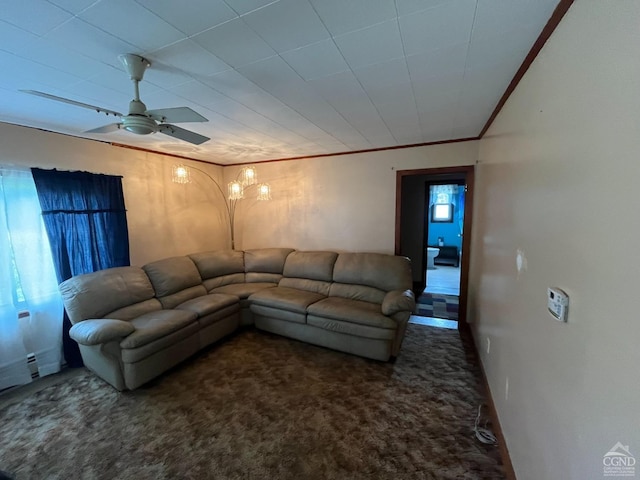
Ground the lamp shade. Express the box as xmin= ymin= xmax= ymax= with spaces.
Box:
xmin=240 ymin=166 xmax=257 ymax=186
xmin=172 ymin=164 xmax=191 ymax=184
xmin=228 ymin=181 xmax=243 ymax=200
xmin=257 ymin=183 xmax=271 ymax=201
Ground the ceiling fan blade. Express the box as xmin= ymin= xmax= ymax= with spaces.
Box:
xmin=20 ymin=90 xmax=123 ymax=117
xmin=158 ymin=124 xmax=209 ymax=145
xmin=85 ymin=123 xmax=122 ymax=134
xmin=147 ymin=107 xmax=208 ymax=124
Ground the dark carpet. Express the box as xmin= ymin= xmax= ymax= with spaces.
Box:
xmin=0 ymin=325 xmax=504 ymax=480
xmin=416 ymin=293 xmax=460 ymax=321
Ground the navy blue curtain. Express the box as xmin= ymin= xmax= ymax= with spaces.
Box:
xmin=31 ymin=168 xmax=130 ymax=367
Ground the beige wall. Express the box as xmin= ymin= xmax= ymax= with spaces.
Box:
xmin=225 ymin=141 xmax=478 ymax=252
xmin=0 ymin=123 xmax=227 ymax=266
xmin=471 ymin=1 xmax=640 ymax=479
xmin=1 ymin=123 xmax=477 ymax=265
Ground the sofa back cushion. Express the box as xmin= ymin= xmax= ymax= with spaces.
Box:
xmin=329 ymin=253 xmax=413 ymax=303
xmin=279 ymin=251 xmax=338 ymax=294
xmin=189 ymin=250 xmax=246 ymax=291
xmin=143 ymin=256 xmax=206 ymax=309
xmin=59 ymin=266 xmax=159 ymax=324
xmin=244 ymin=248 xmax=294 ymax=283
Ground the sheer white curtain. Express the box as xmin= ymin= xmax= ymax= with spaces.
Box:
xmin=0 ymin=168 xmax=63 ymax=390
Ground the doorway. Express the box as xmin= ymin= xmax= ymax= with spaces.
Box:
xmin=395 ymin=166 xmax=474 ymax=327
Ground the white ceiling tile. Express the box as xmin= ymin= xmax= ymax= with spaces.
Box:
xmin=201 ymin=69 xmax=265 ymax=101
xmin=406 ymin=43 xmax=468 ymax=81
xmin=44 ymin=18 xmax=139 ymax=68
xmin=223 ymin=0 xmax=276 ymax=15
xmin=0 ymin=20 xmax=41 ymax=56
xmin=353 ymin=57 xmax=410 ymax=93
xmin=13 ymin=40 xmax=117 ymax=81
xmin=0 ymin=0 xmax=72 ymax=36
xmin=413 ymin=76 xmax=461 ymax=114
xmin=451 ymin=111 xmax=486 ymax=138
xmin=308 ymin=71 xmax=369 ymax=106
xmin=237 ymin=56 xmax=304 ymax=95
xmin=466 ymin=24 xmax=540 ymax=71
xmin=399 ymin=0 xmax=476 ymax=56
xmin=0 ymin=50 xmax=83 ymax=91
xmin=242 ymin=0 xmax=329 ymax=52
xmin=334 ymin=19 xmax=404 ymax=70
xmin=366 ymin=82 xmax=416 ymax=108
xmin=395 ymin=0 xmax=450 ymax=16
xmin=142 ymin=68 xmax=193 ymax=90
xmin=0 ymin=0 xmax=558 ymax=163
xmin=191 ymin=18 xmax=276 ymax=68
xmin=79 ymin=0 xmax=185 ymax=52
xmin=149 ymin=40 xmax=231 ymax=78
xmin=308 ymin=0 xmax=396 ymax=36
xmin=58 ymin=79 xmax=133 ymax=112
xmin=472 ymin=0 xmax=558 ymax=40
xmin=46 ymin=0 xmax=97 ymax=14
xmin=135 ymin=0 xmax=237 ymax=36
xmin=419 ymin=108 xmax=455 ymax=135
xmin=83 ymin=63 xmax=152 ymax=96
xmin=333 ymin=102 xmax=394 ymax=140
xmin=281 ymin=39 xmax=349 ymax=81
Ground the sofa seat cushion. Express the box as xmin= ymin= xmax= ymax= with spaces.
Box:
xmin=175 ymin=293 xmax=238 ymax=317
xmin=120 ymin=309 xmax=198 ymax=350
xmin=249 ymin=286 xmax=325 ymax=314
xmin=210 ymin=282 xmax=276 ymax=299
xmin=306 ymin=316 xmax=397 ymax=341
xmin=307 ymin=297 xmax=396 ymax=329
xmin=250 ymin=304 xmax=306 ymax=324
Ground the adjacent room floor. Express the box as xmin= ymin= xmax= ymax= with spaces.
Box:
xmin=425 ymin=265 xmax=461 ymax=296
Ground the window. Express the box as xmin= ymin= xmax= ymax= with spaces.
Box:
xmin=0 ymin=168 xmax=63 ymax=390
xmin=431 ymin=203 xmax=454 ymax=222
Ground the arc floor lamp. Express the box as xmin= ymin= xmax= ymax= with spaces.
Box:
xmin=172 ymin=164 xmax=271 ymax=250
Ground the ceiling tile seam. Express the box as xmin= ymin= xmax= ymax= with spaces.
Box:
xmin=274 ymin=53 xmax=375 ymax=148
xmin=46 ymin=0 xmax=100 ymax=17
xmin=305 ymin=0 xmax=398 ymax=145
xmin=393 ymin=0 xmax=438 ymax=142
xmin=132 ymin=0 xmax=239 ymax=44
xmin=221 ymin=3 xmax=362 ymax=151
xmin=70 ymin=9 xmax=188 ymax=54
xmin=42 ymin=16 xmax=141 ymax=67
xmin=1 ymin=48 xmax=91 ymax=94
xmin=170 ymin=81 xmax=326 ymax=149
xmin=179 ymin=76 xmax=344 ymax=150
xmin=450 ymin=0 xmax=481 ymax=136
xmin=223 ymin=0 xmax=281 ymax=18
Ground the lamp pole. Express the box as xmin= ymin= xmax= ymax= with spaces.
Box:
xmin=172 ymin=164 xmax=270 ymax=250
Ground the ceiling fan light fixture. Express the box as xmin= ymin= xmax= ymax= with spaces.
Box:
xmin=122 ymin=115 xmax=157 ymax=135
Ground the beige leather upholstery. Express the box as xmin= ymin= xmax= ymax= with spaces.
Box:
xmin=59 ymin=266 xmax=156 ymax=324
xmin=59 ymin=248 xmax=415 ymax=391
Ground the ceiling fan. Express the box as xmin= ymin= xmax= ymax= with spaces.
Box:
xmin=21 ymin=54 xmax=210 ymax=145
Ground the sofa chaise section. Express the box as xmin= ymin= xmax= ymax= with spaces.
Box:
xmin=60 ymin=266 xmax=202 ymax=391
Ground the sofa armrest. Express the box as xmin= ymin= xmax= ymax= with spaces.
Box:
xmin=381 ymin=289 xmax=416 ymax=316
xmin=69 ymin=319 xmax=135 ymax=346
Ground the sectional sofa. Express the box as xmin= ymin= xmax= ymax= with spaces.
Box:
xmin=59 ymin=248 xmax=415 ymax=391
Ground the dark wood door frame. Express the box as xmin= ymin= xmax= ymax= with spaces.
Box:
xmin=395 ymin=165 xmax=475 ymax=325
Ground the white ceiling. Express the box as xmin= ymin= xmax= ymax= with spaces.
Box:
xmin=0 ymin=0 xmax=560 ymax=165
